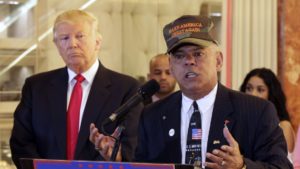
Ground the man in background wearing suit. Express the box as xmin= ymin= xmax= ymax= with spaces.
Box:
xmin=134 ymin=15 xmax=292 ymax=169
xmin=10 ymin=10 xmax=142 ymax=168
xmin=144 ymin=54 xmax=176 ymax=105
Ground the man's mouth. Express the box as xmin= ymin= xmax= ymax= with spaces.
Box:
xmin=185 ymin=72 xmax=199 ymax=78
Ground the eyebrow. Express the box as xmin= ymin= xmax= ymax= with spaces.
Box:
xmin=174 ymin=47 xmax=203 ymax=53
xmin=247 ymin=84 xmax=267 ymax=88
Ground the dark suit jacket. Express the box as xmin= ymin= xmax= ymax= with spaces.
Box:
xmin=143 ymin=97 xmax=153 ymax=106
xmin=10 ymin=62 xmax=142 ymax=169
xmin=135 ymin=84 xmax=293 ymax=169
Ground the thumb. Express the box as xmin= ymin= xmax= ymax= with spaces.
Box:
xmin=111 ymin=126 xmax=125 ymax=138
xmin=223 ymin=126 xmax=237 ymax=147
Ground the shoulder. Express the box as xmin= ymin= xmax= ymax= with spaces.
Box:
xmin=217 ymin=84 xmax=277 ymax=122
xmin=142 ymin=91 xmax=181 ymax=116
xmin=100 ymin=66 xmax=139 ymax=86
xmin=147 ymin=91 xmax=181 ymax=108
xmin=279 ymin=120 xmax=294 ymax=132
xmin=280 ymin=120 xmax=293 ymax=127
xmin=25 ymin=67 xmax=67 ymax=84
xmin=222 ymin=85 xmax=274 ymax=109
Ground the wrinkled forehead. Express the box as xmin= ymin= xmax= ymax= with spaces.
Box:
xmin=53 ymin=20 xmax=92 ymax=40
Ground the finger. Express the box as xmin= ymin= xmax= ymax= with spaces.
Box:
xmin=94 ymin=134 xmax=106 ymax=150
xmin=223 ymin=126 xmax=238 ymax=148
xmin=89 ymin=123 xmax=96 ymax=142
xmin=220 ymin=145 xmax=234 ymax=155
xmin=111 ymin=126 xmax=123 ymax=138
xmin=89 ymin=123 xmax=95 ymax=138
xmin=102 ymin=143 xmax=110 ymax=154
xmin=89 ymin=126 xmax=99 ymax=143
xmin=99 ymin=143 xmax=111 ymax=161
xmin=90 ymin=123 xmax=95 ymax=131
xmin=206 ymin=152 xmax=224 ymax=164
xmin=212 ymin=149 xmax=231 ymax=162
xmin=116 ymin=144 xmax=122 ymax=162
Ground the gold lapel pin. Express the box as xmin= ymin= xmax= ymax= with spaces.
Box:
xmin=213 ymin=140 xmax=220 ymax=144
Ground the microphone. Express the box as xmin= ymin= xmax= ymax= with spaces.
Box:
xmin=101 ymin=79 xmax=160 ymax=127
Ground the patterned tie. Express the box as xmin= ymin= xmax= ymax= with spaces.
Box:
xmin=185 ymin=101 xmax=202 ymax=165
xmin=67 ymin=74 xmax=85 ymax=160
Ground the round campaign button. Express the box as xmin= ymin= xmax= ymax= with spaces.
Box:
xmin=169 ymin=128 xmax=175 ymax=137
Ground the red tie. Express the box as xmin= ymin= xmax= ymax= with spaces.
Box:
xmin=67 ymin=74 xmax=85 ymax=160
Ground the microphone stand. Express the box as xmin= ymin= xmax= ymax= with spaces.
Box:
xmin=109 ymin=124 xmax=125 ymax=161
xmin=101 ymin=118 xmax=125 ymax=161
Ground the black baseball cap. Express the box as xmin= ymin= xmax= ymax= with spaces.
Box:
xmin=163 ymin=15 xmax=217 ymax=53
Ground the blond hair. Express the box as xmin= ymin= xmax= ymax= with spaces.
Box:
xmin=53 ymin=10 xmax=100 ymax=41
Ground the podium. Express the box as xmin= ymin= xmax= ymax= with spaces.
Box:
xmin=20 ymin=159 xmax=195 ymax=169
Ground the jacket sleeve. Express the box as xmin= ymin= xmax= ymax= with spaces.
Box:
xmin=243 ymin=102 xmax=293 ymax=169
xmin=10 ymin=78 xmax=41 ymax=169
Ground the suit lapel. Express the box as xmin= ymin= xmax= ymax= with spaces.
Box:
xmin=161 ymin=92 xmax=182 ymax=163
xmin=75 ymin=63 xmax=112 ymax=158
xmin=48 ymin=68 xmax=69 ymax=158
xmin=207 ymin=84 xmax=235 ymax=154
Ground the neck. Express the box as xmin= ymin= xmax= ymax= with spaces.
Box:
xmin=69 ymin=59 xmax=97 ymax=74
xmin=182 ymin=82 xmax=217 ymax=100
xmin=155 ymin=92 xmax=172 ymax=100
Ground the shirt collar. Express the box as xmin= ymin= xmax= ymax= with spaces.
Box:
xmin=67 ymin=60 xmax=99 ymax=84
xmin=151 ymin=94 xmax=160 ymax=103
xmin=181 ymin=83 xmax=218 ymax=114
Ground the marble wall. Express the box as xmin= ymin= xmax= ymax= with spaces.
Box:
xmin=279 ymin=0 xmax=300 ymax=130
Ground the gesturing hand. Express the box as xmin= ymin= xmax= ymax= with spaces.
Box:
xmin=89 ymin=123 xmax=122 ymax=161
xmin=205 ymin=126 xmax=244 ymax=169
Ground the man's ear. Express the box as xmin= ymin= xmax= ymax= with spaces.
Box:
xmin=95 ymin=33 xmax=102 ymax=51
xmin=216 ymin=51 xmax=223 ymax=71
xmin=169 ymin=57 xmax=175 ymax=76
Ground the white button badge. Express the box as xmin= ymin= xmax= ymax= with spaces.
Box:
xmin=169 ymin=128 xmax=175 ymax=137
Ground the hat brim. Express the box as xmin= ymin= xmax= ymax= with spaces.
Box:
xmin=167 ymin=38 xmax=215 ymax=53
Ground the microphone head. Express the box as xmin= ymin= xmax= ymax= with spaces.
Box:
xmin=139 ymin=79 xmax=160 ymax=99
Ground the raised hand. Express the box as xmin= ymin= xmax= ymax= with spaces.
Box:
xmin=205 ymin=126 xmax=244 ymax=169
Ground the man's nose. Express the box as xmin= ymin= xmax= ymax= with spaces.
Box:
xmin=68 ymin=37 xmax=78 ymax=48
xmin=184 ymin=54 xmax=197 ymax=65
xmin=161 ymin=72 xmax=168 ymax=79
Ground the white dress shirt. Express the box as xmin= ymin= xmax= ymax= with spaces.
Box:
xmin=181 ymin=84 xmax=218 ymax=167
xmin=67 ymin=60 xmax=99 ymax=130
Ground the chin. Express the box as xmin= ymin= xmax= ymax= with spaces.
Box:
xmin=69 ymin=58 xmax=85 ymax=64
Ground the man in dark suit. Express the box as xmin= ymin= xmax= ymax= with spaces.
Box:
xmin=10 ymin=10 xmax=142 ymax=169
xmin=134 ymin=15 xmax=293 ymax=169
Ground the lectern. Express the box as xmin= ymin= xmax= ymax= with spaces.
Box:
xmin=20 ymin=159 xmax=195 ymax=169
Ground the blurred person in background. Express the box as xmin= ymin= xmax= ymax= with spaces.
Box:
xmin=144 ymin=53 xmax=177 ymax=105
xmin=240 ymin=67 xmax=295 ymax=161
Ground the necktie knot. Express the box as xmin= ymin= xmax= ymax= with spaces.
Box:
xmin=75 ymin=74 xmax=85 ymax=83
xmin=193 ymin=101 xmax=199 ymax=112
